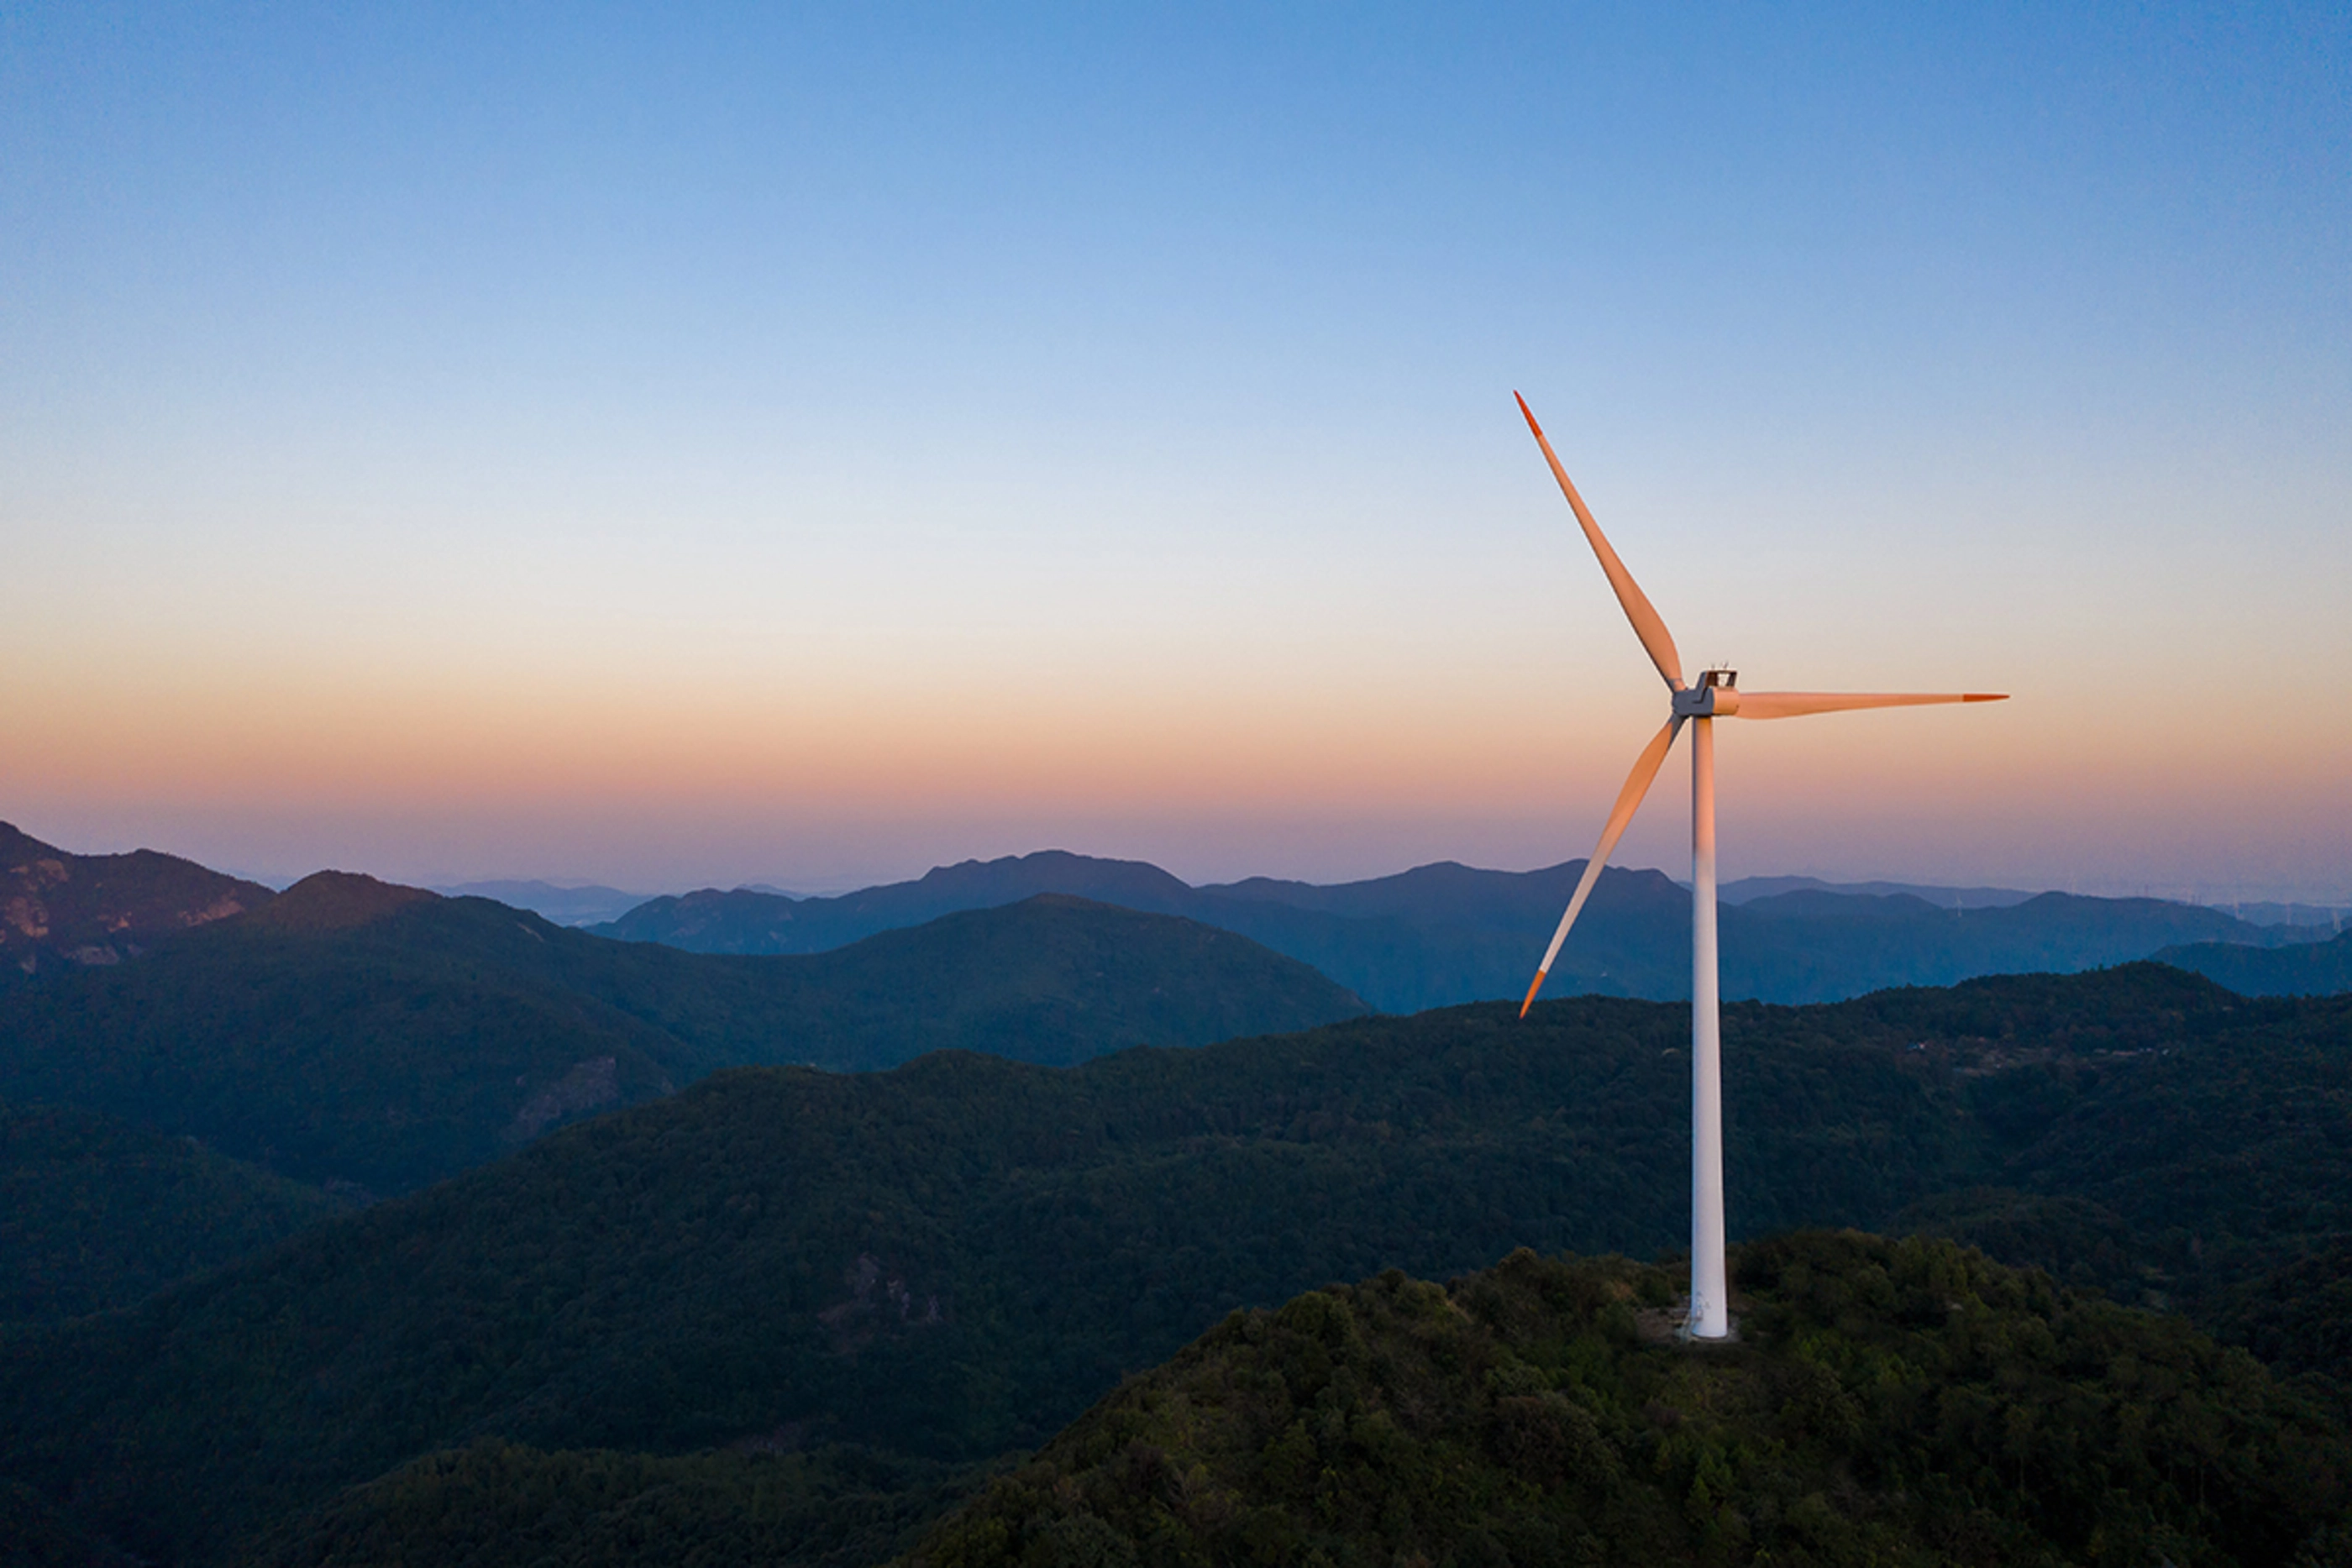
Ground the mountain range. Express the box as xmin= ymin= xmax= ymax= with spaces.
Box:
xmin=14 ymin=818 xmax=2325 ymax=1011
xmin=596 ymin=848 xmax=2313 ymax=1010
xmin=0 ymin=870 xmax=1362 ymax=1206
xmin=1714 ymin=873 xmax=2044 ymax=907
xmin=432 ymin=879 xmax=663 ymax=926
xmin=2156 ymin=928 xmax=2352 ymax=997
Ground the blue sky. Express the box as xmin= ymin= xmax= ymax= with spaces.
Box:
xmin=3 ymin=4 xmax=2347 ymax=895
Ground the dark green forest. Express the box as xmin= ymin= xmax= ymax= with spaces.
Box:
xmin=5 ymin=963 xmax=2349 ymax=1565
xmin=250 ymin=1443 xmax=990 ymax=1568
xmin=0 ymin=1100 xmax=348 ymax=1321
xmin=0 ymin=878 xmax=1363 ymax=1197
xmin=909 ymin=1235 xmax=2347 ymax=1567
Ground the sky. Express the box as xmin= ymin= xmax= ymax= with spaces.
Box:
xmin=3 ymin=3 xmax=2347 ymax=898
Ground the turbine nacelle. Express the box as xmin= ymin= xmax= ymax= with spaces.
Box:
xmin=1671 ymin=672 xmax=1737 ymax=719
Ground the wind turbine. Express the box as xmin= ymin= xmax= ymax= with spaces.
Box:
xmin=1510 ymin=392 xmax=2005 ymax=1340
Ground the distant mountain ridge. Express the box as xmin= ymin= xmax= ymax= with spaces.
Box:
xmin=2160 ymin=928 xmax=2352 ymax=996
xmin=433 ymin=879 xmax=660 ymax=926
xmin=0 ymin=821 xmax=275 ymax=983
xmin=597 ymin=849 xmax=2306 ymax=1010
xmin=612 ymin=854 xmax=1716 ymax=1011
xmin=1721 ymin=885 xmax=2274 ymax=1000
xmin=1716 ymin=873 xmax=2040 ymax=907
xmin=597 ymin=851 xmax=1205 ymax=953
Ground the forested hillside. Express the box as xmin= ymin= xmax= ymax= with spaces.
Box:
xmin=252 ymin=1444 xmax=984 ymax=1568
xmin=1 ymin=821 xmax=275 ymax=984
xmin=908 ymin=1235 xmax=2346 ymax=1567
xmin=0 ymin=1101 xmax=348 ymax=1321
xmin=2161 ymin=927 xmax=2352 ymax=996
xmin=0 ymin=880 xmax=1362 ymax=1193
xmin=6 ymin=965 xmax=2347 ymax=1565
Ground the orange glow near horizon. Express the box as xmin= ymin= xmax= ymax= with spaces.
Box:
xmin=8 ymin=317 xmax=2345 ymax=897
xmin=8 ymin=622 xmax=2347 ymax=897
xmin=9 ymin=438 xmax=2346 ymax=899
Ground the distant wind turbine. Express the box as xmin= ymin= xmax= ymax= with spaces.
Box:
xmin=1511 ymin=392 xmax=2006 ymax=1340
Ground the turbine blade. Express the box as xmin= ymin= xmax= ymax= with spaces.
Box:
xmin=1515 ymin=391 xmax=1684 ymax=690
xmin=1520 ymin=716 xmax=1685 ymax=1017
xmin=1727 ymin=690 xmax=2008 ymax=721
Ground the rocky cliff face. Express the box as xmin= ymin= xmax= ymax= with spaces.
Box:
xmin=0 ymin=821 xmax=276 ymax=979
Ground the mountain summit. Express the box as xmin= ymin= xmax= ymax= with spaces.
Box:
xmin=247 ymin=871 xmax=436 ymax=933
xmin=0 ymin=821 xmax=275 ymax=982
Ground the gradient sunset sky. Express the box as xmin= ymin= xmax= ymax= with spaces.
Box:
xmin=5 ymin=4 xmax=2347 ymax=898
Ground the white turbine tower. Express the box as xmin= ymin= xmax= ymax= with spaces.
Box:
xmin=1510 ymin=392 xmax=2007 ymax=1340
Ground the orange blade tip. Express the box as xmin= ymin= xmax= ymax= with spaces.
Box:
xmin=1519 ymin=969 xmax=1548 ymax=1018
xmin=1512 ymin=391 xmax=1543 ymax=434
xmin=1963 ymin=693 xmax=2008 ymax=702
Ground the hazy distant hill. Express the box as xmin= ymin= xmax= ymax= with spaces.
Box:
xmin=0 ymin=821 xmax=275 ymax=983
xmin=2159 ymin=928 xmax=2352 ymax=996
xmin=600 ymin=854 xmax=1704 ymax=1006
xmin=0 ymin=1101 xmax=347 ymax=1322
xmin=8 ymin=965 xmax=2345 ymax=1565
xmin=596 ymin=852 xmax=1158 ymax=947
xmin=747 ymin=895 xmax=1367 ymax=1069
xmin=1716 ymin=873 xmax=2039 ymax=907
xmin=433 ymin=879 xmax=659 ymax=926
xmin=1724 ymin=877 xmax=2344 ymax=928
xmin=0 ymin=878 xmax=1362 ymax=1193
xmin=1718 ymin=887 xmax=2274 ymax=1000
xmin=2230 ymin=900 xmax=2352 ymax=931
xmin=597 ymin=854 xmax=1701 ymax=1009
xmin=598 ymin=849 xmax=2287 ymax=1009
xmin=1218 ymin=865 xmax=2285 ymax=1002
xmin=598 ymin=852 xmax=1214 ymax=953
